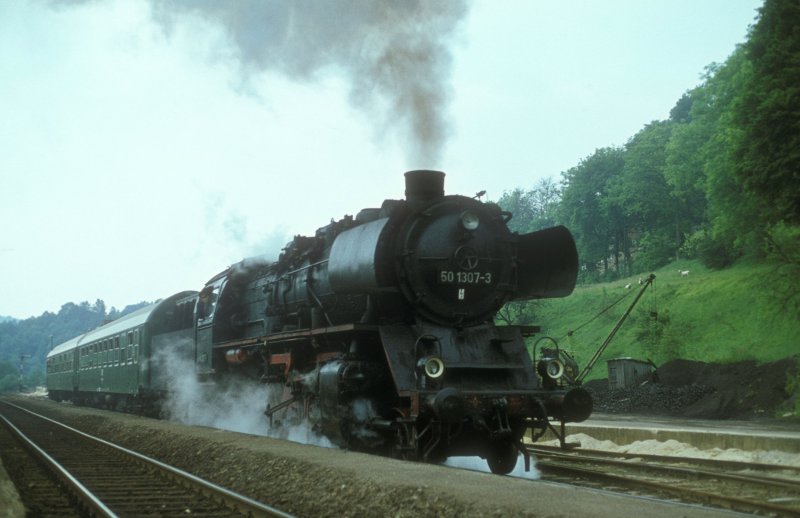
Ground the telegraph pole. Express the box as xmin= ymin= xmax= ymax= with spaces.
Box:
xmin=18 ymin=353 xmax=30 ymax=392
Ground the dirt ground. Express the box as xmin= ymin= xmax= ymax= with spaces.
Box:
xmin=585 ymin=356 xmax=799 ymax=420
xmin=4 ymin=396 xmax=739 ymax=518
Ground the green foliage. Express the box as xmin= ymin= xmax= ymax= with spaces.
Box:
xmin=734 ymin=0 xmax=800 ymax=226
xmin=664 ymin=93 xmax=710 ymax=242
xmin=763 ymin=222 xmax=800 ymax=315
xmin=634 ymin=230 xmax=675 ymax=271
xmin=0 ymin=361 xmax=19 ymax=392
xmin=523 ymin=260 xmax=800 ymax=382
xmin=0 ymin=299 xmax=149 ymax=389
xmin=558 ymin=147 xmax=627 ymax=280
xmin=0 ymin=300 xmax=109 ymax=381
xmin=680 ymin=227 xmax=741 ymax=268
xmin=496 ymin=178 xmax=561 ymax=234
xmin=618 ymin=121 xmax=675 ymax=237
xmin=785 ymin=369 xmax=800 ymax=418
xmin=498 ymin=0 xmax=797 ymax=298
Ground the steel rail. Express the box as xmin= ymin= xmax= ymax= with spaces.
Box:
xmin=1 ymin=401 xmax=294 ymax=518
xmin=529 ymin=446 xmax=800 ymax=517
xmin=530 ymin=446 xmax=800 ymax=490
xmin=0 ymin=413 xmax=116 ymax=517
xmin=530 ymin=444 xmax=800 ymax=476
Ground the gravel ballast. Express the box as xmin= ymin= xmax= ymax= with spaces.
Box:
xmin=5 ymin=396 xmax=740 ymax=518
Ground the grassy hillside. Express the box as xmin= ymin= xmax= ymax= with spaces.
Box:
xmin=524 ymin=260 xmax=799 ymax=382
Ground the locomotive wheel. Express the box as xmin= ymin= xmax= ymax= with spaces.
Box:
xmin=486 ymin=441 xmax=519 ymax=475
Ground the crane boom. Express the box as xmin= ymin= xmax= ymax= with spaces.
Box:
xmin=576 ymin=273 xmax=655 ymax=384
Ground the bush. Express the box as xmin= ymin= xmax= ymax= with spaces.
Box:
xmin=764 ymin=222 xmax=800 ymax=315
xmin=635 ymin=231 xmax=674 ymax=271
xmin=681 ymin=228 xmax=740 ymax=268
xmin=0 ymin=374 xmax=20 ymax=392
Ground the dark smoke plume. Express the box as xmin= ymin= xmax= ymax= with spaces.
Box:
xmin=148 ymin=0 xmax=469 ymax=165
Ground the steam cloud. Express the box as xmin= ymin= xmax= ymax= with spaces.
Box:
xmin=148 ymin=0 xmax=469 ymax=165
xmin=154 ymin=344 xmax=333 ymax=448
xmin=154 ymin=341 xmax=537 ymax=478
xmin=444 ymin=455 xmax=541 ymax=480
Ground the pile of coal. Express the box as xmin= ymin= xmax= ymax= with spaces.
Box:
xmin=582 ymin=357 xmax=798 ymax=420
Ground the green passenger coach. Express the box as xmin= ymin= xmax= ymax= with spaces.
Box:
xmin=46 ymin=291 xmax=197 ymax=413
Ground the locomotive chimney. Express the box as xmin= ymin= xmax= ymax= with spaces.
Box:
xmin=404 ymin=170 xmax=445 ymax=203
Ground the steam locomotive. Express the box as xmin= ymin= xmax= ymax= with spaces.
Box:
xmin=47 ymin=170 xmax=592 ymax=474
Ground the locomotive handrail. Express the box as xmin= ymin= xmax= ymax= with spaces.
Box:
xmin=264 ymin=323 xmax=379 ymax=343
xmin=443 ymin=362 xmax=525 ymax=369
xmin=214 ymin=324 xmax=380 ymax=350
xmin=280 ymin=258 xmax=329 ymax=278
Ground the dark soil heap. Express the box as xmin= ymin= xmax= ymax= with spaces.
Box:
xmin=584 ymin=357 xmax=799 ymax=419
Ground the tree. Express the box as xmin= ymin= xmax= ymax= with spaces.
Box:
xmin=497 ymin=177 xmax=561 ymax=234
xmin=664 ymin=90 xmax=710 ymax=245
xmin=0 ymin=361 xmax=19 ymax=392
xmin=698 ymin=49 xmax=761 ymax=262
xmin=615 ymin=121 xmax=676 ymax=269
xmin=559 ymin=147 xmax=626 ymax=279
xmin=497 ymin=188 xmax=536 ymax=234
xmin=734 ymin=0 xmax=800 ymax=226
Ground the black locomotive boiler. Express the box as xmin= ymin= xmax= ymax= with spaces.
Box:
xmin=196 ymin=170 xmax=591 ymax=474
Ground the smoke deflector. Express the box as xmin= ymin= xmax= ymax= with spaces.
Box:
xmin=514 ymin=226 xmax=579 ymax=300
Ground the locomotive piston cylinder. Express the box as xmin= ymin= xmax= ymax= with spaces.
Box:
xmin=427 ymin=387 xmax=466 ymax=422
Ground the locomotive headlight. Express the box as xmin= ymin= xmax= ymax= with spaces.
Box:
xmin=419 ymin=356 xmax=445 ymax=379
xmin=538 ymin=358 xmax=565 ymax=380
xmin=460 ymin=210 xmax=480 ymax=231
xmin=546 ymin=359 xmax=565 ymax=380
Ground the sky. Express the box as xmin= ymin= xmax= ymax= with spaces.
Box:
xmin=0 ymin=0 xmax=762 ymax=320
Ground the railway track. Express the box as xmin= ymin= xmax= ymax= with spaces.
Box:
xmin=529 ymin=445 xmax=800 ymax=517
xmin=0 ymin=401 xmax=292 ymax=517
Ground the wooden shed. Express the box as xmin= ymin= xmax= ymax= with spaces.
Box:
xmin=607 ymin=358 xmax=654 ymax=389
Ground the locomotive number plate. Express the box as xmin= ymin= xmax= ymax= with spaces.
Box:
xmin=438 ymin=270 xmax=493 ymax=285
